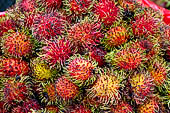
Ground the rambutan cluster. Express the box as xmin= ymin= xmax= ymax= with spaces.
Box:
xmin=1 ymin=0 xmax=170 ymax=112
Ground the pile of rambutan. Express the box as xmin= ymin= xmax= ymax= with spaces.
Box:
xmin=0 ymin=0 xmax=170 ymax=112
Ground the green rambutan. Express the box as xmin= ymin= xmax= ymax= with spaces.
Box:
xmin=67 ymin=18 xmax=103 ymax=51
xmin=55 ymin=76 xmax=79 ymax=102
xmin=0 ymin=58 xmax=29 ymax=77
xmin=39 ymin=39 xmax=74 ymax=67
xmin=64 ymin=54 xmax=97 ymax=87
xmin=94 ymin=0 xmax=120 ymax=26
xmin=129 ymin=71 xmax=155 ymax=104
xmin=1 ymin=30 xmax=33 ymax=58
xmin=33 ymin=12 xmax=66 ymax=41
xmin=87 ymin=68 xmax=124 ymax=105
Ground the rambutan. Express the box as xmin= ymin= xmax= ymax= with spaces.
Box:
xmin=12 ymin=99 xmax=40 ymax=113
xmin=131 ymin=12 xmax=160 ymax=37
xmin=112 ymin=101 xmax=134 ymax=113
xmin=40 ymin=39 xmax=73 ymax=67
xmin=65 ymin=54 xmax=97 ymax=86
xmin=1 ymin=30 xmax=32 ymax=57
xmin=19 ymin=0 xmax=36 ymax=13
xmin=87 ymin=68 xmax=123 ymax=105
xmin=0 ymin=19 xmax=16 ymax=37
xmin=102 ymin=26 xmax=129 ymax=50
xmin=39 ymin=82 xmax=57 ymax=105
xmin=129 ymin=71 xmax=155 ymax=104
xmin=45 ymin=105 xmax=59 ymax=113
xmin=106 ymin=41 xmax=145 ymax=70
xmin=70 ymin=105 xmax=91 ymax=113
xmin=33 ymin=12 xmax=66 ymax=41
xmin=94 ymin=0 xmax=120 ymax=26
xmin=0 ymin=58 xmax=29 ymax=77
xmin=2 ymin=77 xmax=32 ymax=103
xmin=89 ymin=47 xmax=106 ymax=67
xmin=68 ymin=18 xmax=103 ymax=50
xmin=55 ymin=76 xmax=79 ymax=101
xmin=64 ymin=0 xmax=93 ymax=16
xmin=148 ymin=58 xmax=168 ymax=86
xmin=137 ymin=98 xmax=159 ymax=113
xmin=31 ymin=58 xmax=57 ymax=81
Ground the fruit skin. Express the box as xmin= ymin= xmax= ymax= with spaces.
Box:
xmin=87 ymin=68 xmax=124 ymax=105
xmin=0 ymin=58 xmax=29 ymax=77
xmin=137 ymin=98 xmax=160 ymax=113
xmin=112 ymin=102 xmax=134 ymax=113
xmin=105 ymin=41 xmax=146 ymax=70
xmin=68 ymin=18 xmax=103 ymax=51
xmin=129 ymin=71 xmax=155 ymax=104
xmin=148 ymin=58 xmax=168 ymax=86
xmin=89 ymin=47 xmax=106 ymax=67
xmin=1 ymin=30 xmax=32 ymax=58
xmin=65 ymin=54 xmax=97 ymax=87
xmin=70 ymin=105 xmax=91 ymax=113
xmin=64 ymin=0 xmax=93 ymax=16
xmin=2 ymin=77 xmax=31 ymax=103
xmin=102 ymin=26 xmax=129 ymax=50
xmin=0 ymin=19 xmax=16 ymax=37
xmin=40 ymin=39 xmax=73 ymax=67
xmin=19 ymin=0 xmax=36 ymax=13
xmin=11 ymin=99 xmax=40 ymax=113
xmin=55 ymin=76 xmax=79 ymax=101
xmin=94 ymin=0 xmax=120 ymax=26
xmin=33 ymin=12 xmax=66 ymax=41
xmin=131 ymin=12 xmax=160 ymax=37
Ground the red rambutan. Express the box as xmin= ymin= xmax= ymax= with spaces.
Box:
xmin=3 ymin=77 xmax=31 ymax=103
xmin=131 ymin=12 xmax=160 ymax=37
xmin=40 ymin=39 xmax=73 ymax=67
xmin=0 ymin=58 xmax=29 ymax=77
xmin=55 ymin=76 xmax=79 ymax=101
xmin=19 ymin=0 xmax=36 ymax=13
xmin=0 ymin=19 xmax=16 ymax=37
xmin=94 ymin=0 xmax=120 ymax=26
xmin=68 ymin=18 xmax=103 ymax=50
xmin=1 ymin=30 xmax=32 ymax=57
xmin=33 ymin=12 xmax=66 ymax=41
xmin=65 ymin=54 xmax=97 ymax=86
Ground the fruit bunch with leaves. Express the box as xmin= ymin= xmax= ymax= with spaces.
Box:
xmin=0 ymin=0 xmax=170 ymax=112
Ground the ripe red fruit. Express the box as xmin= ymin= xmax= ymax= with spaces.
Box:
xmin=1 ymin=31 xmax=32 ymax=57
xmin=94 ymin=0 xmax=120 ymax=26
xmin=68 ymin=19 xmax=103 ymax=50
xmin=40 ymin=39 xmax=73 ymax=66
xmin=33 ymin=13 xmax=66 ymax=41
xmin=112 ymin=102 xmax=134 ymax=113
xmin=70 ymin=105 xmax=91 ymax=113
xmin=0 ymin=58 xmax=29 ymax=77
xmin=55 ymin=76 xmax=79 ymax=100
xmin=0 ymin=20 xmax=16 ymax=37
xmin=19 ymin=0 xmax=36 ymax=13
